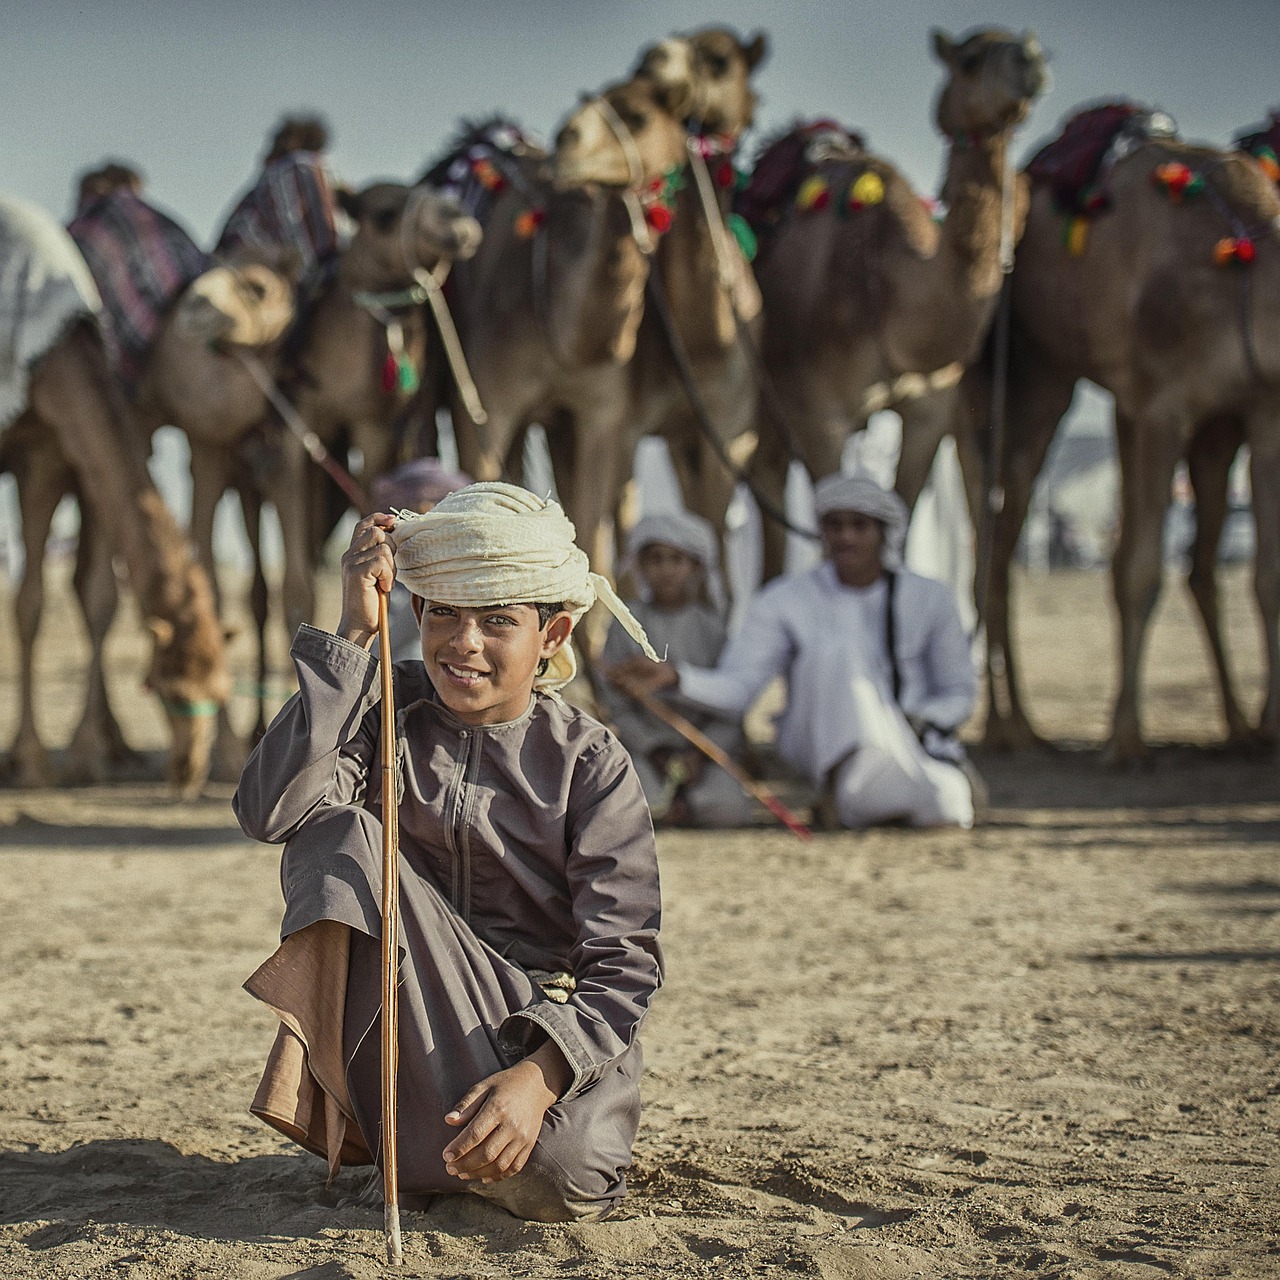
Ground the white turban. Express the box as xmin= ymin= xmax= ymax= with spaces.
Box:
xmin=623 ymin=509 xmax=726 ymax=612
xmin=813 ymin=470 xmax=909 ymax=570
xmin=387 ymin=481 xmax=658 ymax=692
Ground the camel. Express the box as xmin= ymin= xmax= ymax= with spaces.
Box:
xmin=247 ymin=178 xmax=483 ymax=640
xmin=0 ymin=197 xmax=230 ymax=793
xmin=553 ymin=28 xmax=768 ymax=578
xmin=427 ymin=98 xmax=682 ymax=575
xmin=960 ymin=122 xmax=1280 ymax=758
xmin=742 ymin=28 xmax=1047 ymax=579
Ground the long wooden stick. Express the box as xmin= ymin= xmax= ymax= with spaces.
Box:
xmin=628 ymin=686 xmax=813 ymax=841
xmin=377 ymin=591 xmax=403 ymax=1265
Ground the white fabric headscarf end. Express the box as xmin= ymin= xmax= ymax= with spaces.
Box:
xmin=813 ymin=470 xmax=909 ymax=570
xmin=386 ymin=481 xmax=659 ymax=692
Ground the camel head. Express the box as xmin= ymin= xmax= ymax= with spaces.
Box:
xmin=554 ymin=78 xmax=689 ymax=189
xmin=178 ymin=247 xmax=298 ymax=350
xmin=932 ymin=28 xmax=1048 ymax=139
xmin=633 ymin=26 xmax=768 ymax=138
xmin=336 ymin=182 xmax=482 ymax=289
xmin=141 ymin=541 xmax=232 ymax=798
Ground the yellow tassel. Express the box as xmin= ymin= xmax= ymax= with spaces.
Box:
xmin=1066 ymin=216 xmax=1088 ymax=257
xmin=796 ymin=175 xmax=831 ymax=212
xmin=850 ymin=171 xmax=885 ymax=208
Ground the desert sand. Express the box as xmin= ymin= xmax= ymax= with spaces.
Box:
xmin=0 ymin=563 xmax=1277 ymax=1278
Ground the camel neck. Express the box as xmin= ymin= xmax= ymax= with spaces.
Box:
xmin=938 ymin=130 xmax=1012 ymax=272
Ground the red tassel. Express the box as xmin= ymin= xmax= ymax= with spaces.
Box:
xmin=645 ymin=203 xmax=673 ymax=235
xmin=381 ymin=350 xmax=398 ymax=393
xmin=715 ymin=160 xmax=736 ymax=188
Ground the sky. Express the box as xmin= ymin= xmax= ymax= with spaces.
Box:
xmin=1 ymin=0 xmax=1274 ymax=568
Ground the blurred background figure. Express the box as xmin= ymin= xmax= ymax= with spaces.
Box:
xmin=600 ymin=511 xmax=753 ymax=828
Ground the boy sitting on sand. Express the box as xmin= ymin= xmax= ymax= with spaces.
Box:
xmin=600 ymin=511 xmax=753 ymax=828
xmin=234 ymin=482 xmax=663 ymax=1222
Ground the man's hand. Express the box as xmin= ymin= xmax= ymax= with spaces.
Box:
xmin=607 ymin=656 xmax=679 ymax=699
xmin=337 ymin=513 xmax=397 ymax=649
xmin=441 ymin=1039 xmax=572 ymax=1184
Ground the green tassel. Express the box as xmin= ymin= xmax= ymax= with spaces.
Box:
xmin=397 ymin=353 xmax=419 ymax=395
xmin=726 ymin=212 xmax=757 ymax=263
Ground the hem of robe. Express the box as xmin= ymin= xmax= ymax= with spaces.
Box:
xmin=243 ymin=920 xmax=375 ymax=1178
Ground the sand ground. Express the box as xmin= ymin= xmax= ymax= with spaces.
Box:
xmin=0 ymin=564 xmax=1277 ymax=1279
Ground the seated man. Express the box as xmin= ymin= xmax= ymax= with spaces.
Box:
xmin=612 ymin=472 xmax=979 ymax=829
xmin=599 ymin=511 xmax=753 ymax=828
xmin=234 ymin=482 xmax=664 ymax=1222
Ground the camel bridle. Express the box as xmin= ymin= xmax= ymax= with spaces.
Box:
xmin=586 ymin=95 xmax=659 ymax=255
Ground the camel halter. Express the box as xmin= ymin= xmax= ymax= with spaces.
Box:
xmin=588 ymin=96 xmax=657 ymax=255
xmin=394 ymin=185 xmax=488 ymax=424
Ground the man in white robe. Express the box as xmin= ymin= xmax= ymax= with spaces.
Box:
xmin=611 ymin=472 xmax=979 ymax=829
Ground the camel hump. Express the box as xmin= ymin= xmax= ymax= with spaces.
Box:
xmin=0 ymin=197 xmax=103 ymax=431
xmin=418 ymin=118 xmax=546 ymax=226
xmin=66 ymin=189 xmax=208 ymax=386
xmin=216 ymin=150 xmax=339 ymax=294
xmin=737 ymin=119 xmax=866 ymax=237
xmin=1025 ymin=100 xmax=1178 ymax=216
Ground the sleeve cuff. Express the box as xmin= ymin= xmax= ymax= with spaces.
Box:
xmin=497 ymin=1002 xmax=605 ymax=1102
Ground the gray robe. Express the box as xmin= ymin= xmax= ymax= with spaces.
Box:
xmin=234 ymin=625 xmax=663 ymax=1220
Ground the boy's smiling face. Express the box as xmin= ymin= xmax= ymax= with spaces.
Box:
xmin=413 ymin=600 xmax=572 ymax=725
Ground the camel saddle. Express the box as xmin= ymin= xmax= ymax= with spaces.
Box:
xmin=217 ymin=151 xmax=339 ymax=294
xmin=1235 ymin=110 xmax=1280 ymax=184
xmin=1026 ymin=101 xmax=1178 ymax=216
xmin=736 ymin=119 xmax=866 ymax=238
xmin=68 ymin=189 xmax=209 ymax=386
xmin=420 ymin=118 xmax=545 ymax=226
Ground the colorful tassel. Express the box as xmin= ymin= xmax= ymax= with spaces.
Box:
xmin=726 ymin=212 xmax=757 ymax=262
xmin=1152 ymin=162 xmax=1204 ymax=200
xmin=1214 ymin=236 xmax=1257 ymax=266
xmin=796 ymin=175 xmax=831 ymax=212
xmin=645 ymin=203 xmax=674 ymax=235
xmin=1256 ymin=146 xmax=1280 ymax=184
xmin=514 ymin=207 xmax=546 ymax=239
xmin=715 ymin=160 xmax=737 ymax=189
xmin=471 ymin=157 xmax=506 ymax=192
xmin=396 ymin=352 xmax=420 ymax=395
xmin=847 ymin=170 xmax=885 ymax=212
xmin=1064 ymin=215 xmax=1089 ymax=256
xmin=381 ymin=349 xmax=398 ymax=394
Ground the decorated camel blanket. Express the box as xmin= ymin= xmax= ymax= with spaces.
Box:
xmin=420 ymin=118 xmax=545 ymax=228
xmin=216 ymin=151 xmax=338 ymax=294
xmin=68 ymin=189 xmax=209 ymax=387
xmin=0 ymin=196 xmax=102 ymax=432
xmin=735 ymin=120 xmax=867 ymax=243
xmin=1025 ymin=101 xmax=1178 ymax=216
xmin=1235 ymin=111 xmax=1280 ymax=186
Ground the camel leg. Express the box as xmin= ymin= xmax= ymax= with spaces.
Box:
xmin=1108 ymin=409 xmax=1185 ymax=762
xmin=240 ymin=476 xmax=272 ymax=742
xmin=1248 ymin=422 xmax=1280 ymax=743
xmin=65 ymin=502 xmax=142 ymax=782
xmin=259 ymin=432 xmax=318 ymax=640
xmin=978 ymin=355 xmax=1076 ymax=751
xmin=188 ymin=440 xmax=231 ymax=612
xmin=1184 ymin=419 xmax=1253 ymax=746
xmin=895 ymin=385 xmax=960 ymax=516
xmin=7 ymin=432 xmax=73 ymax=787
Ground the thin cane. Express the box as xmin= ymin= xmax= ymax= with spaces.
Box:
xmin=627 ymin=685 xmax=813 ymax=841
xmin=377 ymin=590 xmax=403 ymax=1266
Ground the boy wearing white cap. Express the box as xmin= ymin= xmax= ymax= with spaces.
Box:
xmin=234 ymin=483 xmax=663 ymax=1222
xmin=600 ymin=511 xmax=753 ymax=828
xmin=613 ymin=471 xmax=979 ymax=829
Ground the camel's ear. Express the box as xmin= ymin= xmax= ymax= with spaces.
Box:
xmin=335 ymin=184 xmax=362 ymax=221
xmin=744 ymin=32 xmax=768 ymax=70
xmin=149 ymin=617 xmax=175 ymax=648
xmin=931 ymin=28 xmax=956 ymax=64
